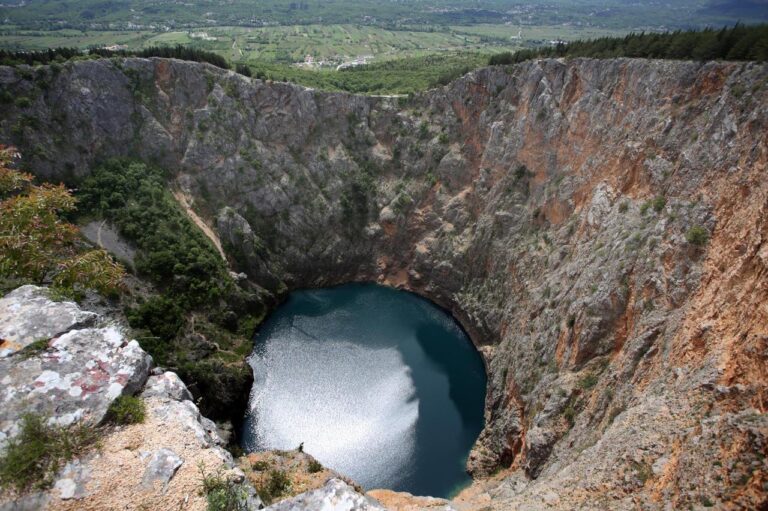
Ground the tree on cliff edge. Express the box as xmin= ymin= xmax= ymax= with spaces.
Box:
xmin=0 ymin=145 xmax=125 ymax=298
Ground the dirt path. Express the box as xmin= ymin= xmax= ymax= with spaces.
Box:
xmin=171 ymin=189 xmax=227 ymax=262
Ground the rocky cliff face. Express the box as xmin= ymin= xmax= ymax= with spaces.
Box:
xmin=1 ymin=57 xmax=767 ymax=509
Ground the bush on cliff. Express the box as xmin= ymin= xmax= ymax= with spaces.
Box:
xmin=0 ymin=145 xmax=125 ymax=298
xmin=199 ymin=463 xmax=248 ymax=511
xmin=686 ymin=226 xmax=709 ymax=246
xmin=77 ymin=160 xmax=231 ymax=308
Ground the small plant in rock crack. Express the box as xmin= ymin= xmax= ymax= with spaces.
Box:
xmin=17 ymin=338 xmax=50 ymax=359
xmin=105 ymin=395 xmax=146 ymax=425
xmin=251 ymin=460 xmax=270 ymax=471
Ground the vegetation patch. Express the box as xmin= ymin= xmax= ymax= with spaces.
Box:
xmin=0 ymin=414 xmax=99 ymax=492
xmin=307 ymin=459 xmax=323 ymax=474
xmin=199 ymin=463 xmax=248 ymax=511
xmin=577 ymin=373 xmax=598 ymax=390
xmin=255 ymin=469 xmax=291 ymax=505
xmin=17 ymin=338 xmax=50 ymax=359
xmin=74 ymin=159 xmax=260 ymax=421
xmin=105 ymin=395 xmax=146 ymax=425
xmin=686 ymin=225 xmax=709 ymax=246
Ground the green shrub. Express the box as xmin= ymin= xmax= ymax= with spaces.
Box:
xmin=418 ymin=122 xmax=429 ymax=139
xmin=578 ymin=373 xmax=598 ymax=390
xmin=251 ymin=460 xmax=270 ymax=471
xmin=77 ymin=160 xmax=232 ymax=308
xmin=488 ymin=25 xmax=768 ymax=66
xmin=199 ymin=463 xmax=247 ymax=511
xmin=105 ymin=395 xmax=146 ymax=425
xmin=126 ymin=295 xmax=185 ymax=344
xmin=651 ymin=196 xmax=666 ymax=213
xmin=685 ymin=225 xmax=709 ymax=246
xmin=256 ymin=469 xmax=291 ymax=505
xmin=563 ymin=403 xmax=577 ymax=427
xmin=0 ymin=414 xmax=98 ymax=492
xmin=1 ymin=150 xmax=125 ymax=296
xmin=307 ymin=459 xmax=323 ymax=473
xmin=235 ymin=63 xmax=252 ymax=77
xmin=14 ymin=96 xmax=31 ymax=108
xmin=632 ymin=460 xmax=653 ymax=484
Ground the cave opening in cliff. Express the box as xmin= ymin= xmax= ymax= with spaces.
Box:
xmin=239 ymin=282 xmax=487 ymax=498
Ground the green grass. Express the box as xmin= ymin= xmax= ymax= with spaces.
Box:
xmin=0 ymin=414 xmax=99 ymax=492
xmin=105 ymin=395 xmax=146 ymax=425
xmin=17 ymin=338 xmax=50 ymax=359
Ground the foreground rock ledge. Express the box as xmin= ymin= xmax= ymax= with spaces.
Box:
xmin=0 ymin=286 xmax=262 ymax=510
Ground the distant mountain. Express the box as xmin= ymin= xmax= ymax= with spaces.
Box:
xmin=700 ymin=0 xmax=768 ymax=18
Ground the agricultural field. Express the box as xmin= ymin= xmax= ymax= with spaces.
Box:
xmin=0 ymin=24 xmax=525 ymax=64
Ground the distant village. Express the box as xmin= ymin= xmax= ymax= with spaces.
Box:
xmin=295 ymin=53 xmax=374 ymax=70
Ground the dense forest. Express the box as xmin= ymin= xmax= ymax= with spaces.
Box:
xmin=490 ymin=23 xmax=768 ymax=65
xmin=0 ymin=45 xmax=230 ymax=69
xmin=77 ymin=160 xmax=261 ymax=422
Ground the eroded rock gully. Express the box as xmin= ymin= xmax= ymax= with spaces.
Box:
xmin=1 ymin=57 xmax=767 ymax=509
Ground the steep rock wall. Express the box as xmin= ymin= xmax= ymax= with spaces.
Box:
xmin=1 ymin=57 xmax=766 ymax=509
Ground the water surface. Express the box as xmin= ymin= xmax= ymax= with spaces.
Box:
xmin=241 ymin=283 xmax=486 ymax=498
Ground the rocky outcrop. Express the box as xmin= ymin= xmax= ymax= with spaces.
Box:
xmin=0 ymin=285 xmax=151 ymax=443
xmin=264 ymin=479 xmax=385 ymax=511
xmin=0 ymin=286 xmax=97 ymax=358
xmin=1 ymin=57 xmax=767 ymax=509
xmin=0 ymin=286 xmax=263 ymax=511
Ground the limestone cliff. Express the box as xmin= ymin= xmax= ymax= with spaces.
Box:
xmin=1 ymin=57 xmax=767 ymax=509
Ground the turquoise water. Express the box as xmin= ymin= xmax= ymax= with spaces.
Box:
xmin=241 ymin=283 xmax=486 ymax=498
